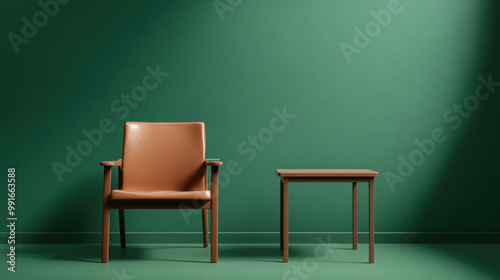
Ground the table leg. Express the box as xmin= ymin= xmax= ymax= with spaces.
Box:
xmin=283 ymin=177 xmax=289 ymax=263
xmin=353 ymin=182 xmax=358 ymax=250
xmin=369 ymin=178 xmax=374 ymax=263
xmin=280 ymin=179 xmax=283 ymax=250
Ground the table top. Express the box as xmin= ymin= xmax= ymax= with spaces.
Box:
xmin=276 ymin=169 xmax=379 ymax=177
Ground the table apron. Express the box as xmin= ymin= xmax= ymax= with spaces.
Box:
xmin=285 ymin=177 xmax=372 ymax=183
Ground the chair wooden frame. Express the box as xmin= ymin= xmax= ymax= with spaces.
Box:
xmin=100 ymin=126 xmax=222 ymax=263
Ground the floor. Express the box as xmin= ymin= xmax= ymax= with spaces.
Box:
xmin=1 ymin=243 xmax=499 ymax=280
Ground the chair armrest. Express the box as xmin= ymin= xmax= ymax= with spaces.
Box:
xmin=101 ymin=160 xmax=121 ymax=201
xmin=100 ymin=159 xmax=122 ymax=166
xmin=204 ymin=159 xmax=223 ymax=166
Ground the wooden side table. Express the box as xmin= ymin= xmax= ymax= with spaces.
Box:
xmin=276 ymin=169 xmax=379 ymax=263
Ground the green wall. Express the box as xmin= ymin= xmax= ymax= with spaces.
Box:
xmin=1 ymin=0 xmax=499 ymax=242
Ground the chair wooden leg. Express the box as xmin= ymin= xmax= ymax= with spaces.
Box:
xmin=102 ymin=206 xmax=110 ymax=263
xmin=353 ymin=182 xmax=358 ymax=250
xmin=203 ymin=209 xmax=209 ymax=247
xmin=211 ymin=206 xmax=218 ymax=263
xmin=119 ymin=209 xmax=126 ymax=249
xmin=210 ymin=166 xmax=219 ymax=263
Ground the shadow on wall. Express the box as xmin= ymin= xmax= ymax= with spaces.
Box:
xmin=412 ymin=0 xmax=500 ymax=236
xmin=411 ymin=1 xmax=500 ymax=278
xmin=26 ymin=177 xmax=102 ymax=243
xmin=15 ymin=0 xmax=202 ymax=243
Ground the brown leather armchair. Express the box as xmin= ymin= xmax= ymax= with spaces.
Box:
xmin=100 ymin=122 xmax=222 ymax=263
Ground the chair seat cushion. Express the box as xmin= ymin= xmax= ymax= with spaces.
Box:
xmin=110 ymin=190 xmax=211 ymax=200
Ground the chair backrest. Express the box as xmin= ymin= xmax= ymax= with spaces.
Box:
xmin=121 ymin=122 xmax=206 ymax=191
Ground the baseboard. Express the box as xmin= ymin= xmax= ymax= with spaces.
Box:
xmin=2 ymin=232 xmax=499 ymax=244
